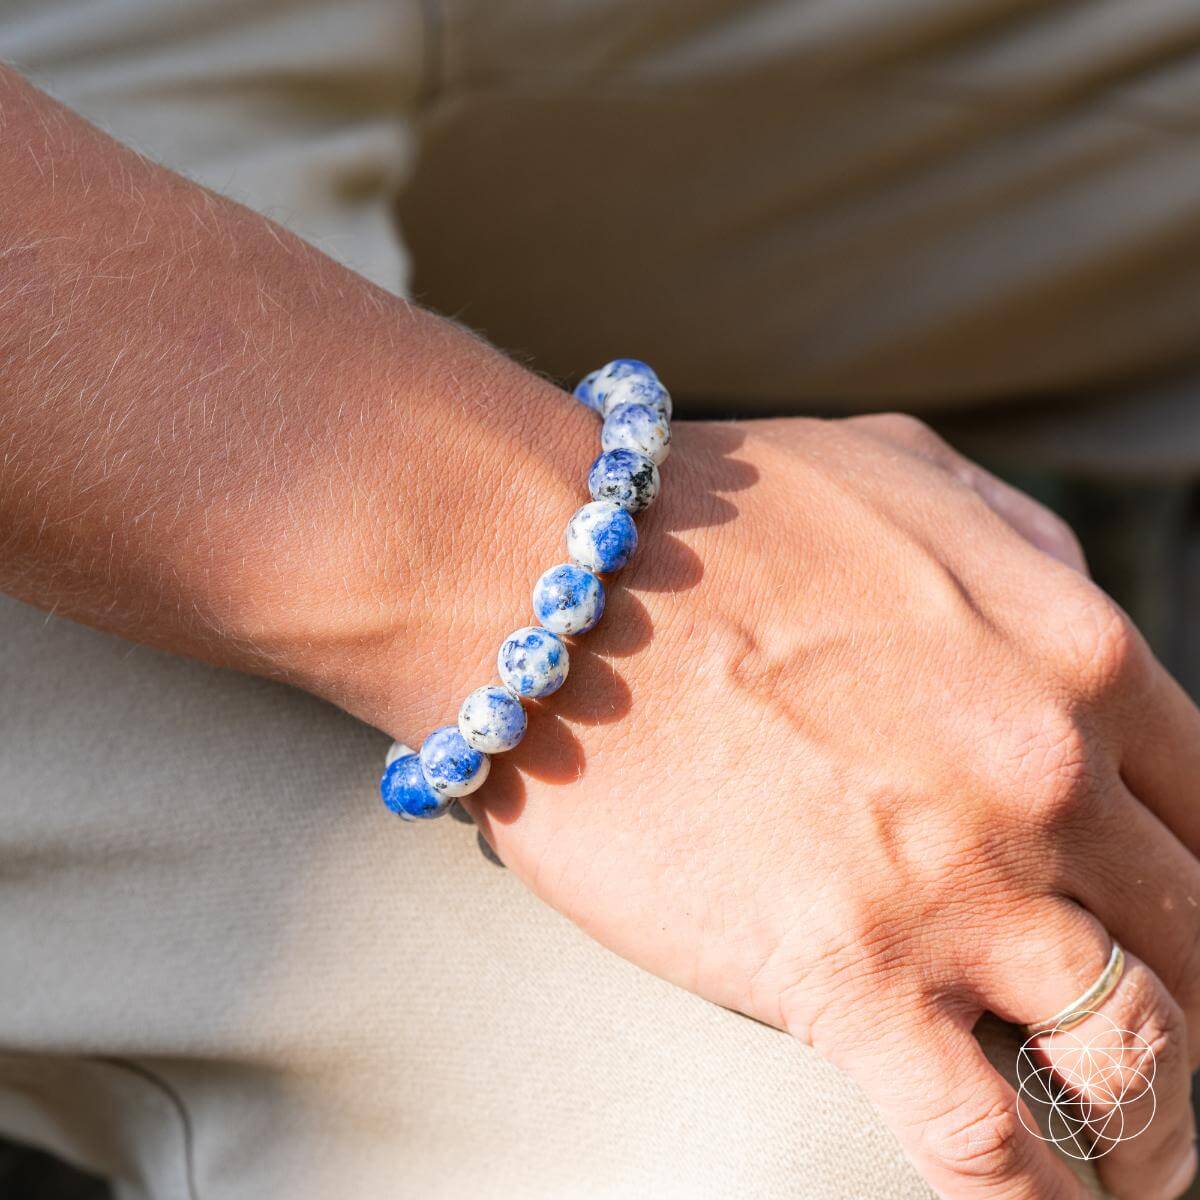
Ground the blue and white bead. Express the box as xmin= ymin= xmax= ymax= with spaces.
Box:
xmin=580 ymin=358 xmax=660 ymax=415
xmin=498 ymin=626 xmax=569 ymax=698
xmin=588 ymin=448 xmax=660 ymax=514
xmin=419 ymin=725 xmax=491 ymax=797
xmin=458 ymin=685 xmax=527 ymax=754
xmin=532 ymin=563 xmax=605 ymax=636
xmin=383 ymin=358 xmax=669 ymax=824
xmin=566 ymin=500 xmax=638 ymax=574
xmin=381 ymin=750 xmax=455 ymax=820
xmin=572 ymin=367 xmax=605 ymax=413
xmin=601 ymin=373 xmax=672 ymax=420
xmin=602 ymin=401 xmax=671 ymax=465
xmin=384 ymin=739 xmax=413 ymax=767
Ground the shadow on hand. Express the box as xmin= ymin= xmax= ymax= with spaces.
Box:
xmin=473 ymin=421 xmax=757 ymax=840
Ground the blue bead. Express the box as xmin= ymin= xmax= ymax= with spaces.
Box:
xmin=384 ymin=740 xmax=413 ymax=767
xmin=602 ymin=401 xmax=671 ymax=464
xmin=532 ymin=563 xmax=605 ymax=636
xmin=588 ymin=448 xmax=660 ymax=514
xmin=588 ymin=359 xmax=660 ymax=414
xmin=605 ymin=357 xmax=657 ymax=379
xmin=419 ymin=725 xmax=491 ymax=797
xmin=381 ymin=753 xmax=454 ymax=821
xmin=601 ymin=373 xmax=672 ymax=420
xmin=573 ymin=368 xmax=604 ymax=413
xmin=497 ymin=626 xmax=570 ymax=698
xmin=458 ymin=685 xmax=527 ymax=753
xmin=566 ymin=501 xmax=638 ymax=573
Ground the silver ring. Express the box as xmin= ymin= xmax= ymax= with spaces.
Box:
xmin=1024 ymin=942 xmax=1125 ymax=1036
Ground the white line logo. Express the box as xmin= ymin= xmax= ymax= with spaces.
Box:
xmin=1015 ymin=1012 xmax=1157 ymax=1161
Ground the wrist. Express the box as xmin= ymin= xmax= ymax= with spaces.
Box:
xmin=247 ymin=318 xmax=598 ymax=739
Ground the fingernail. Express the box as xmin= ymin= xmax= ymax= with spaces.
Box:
xmin=1163 ymin=1142 xmax=1198 ymax=1199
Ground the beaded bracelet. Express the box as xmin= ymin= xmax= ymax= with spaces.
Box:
xmin=379 ymin=358 xmax=671 ymax=821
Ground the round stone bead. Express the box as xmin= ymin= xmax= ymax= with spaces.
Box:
xmin=601 ymin=374 xmax=672 ymax=420
xmin=497 ymin=626 xmax=569 ymax=698
xmin=419 ymin=725 xmax=491 ymax=798
xmin=381 ymin=752 xmax=454 ymax=821
xmin=384 ymin=739 xmax=414 ymax=767
xmin=458 ymin=685 xmax=527 ymax=754
xmin=532 ymin=563 xmax=605 ymax=636
xmin=572 ymin=368 xmax=604 ymax=413
xmin=602 ymin=401 xmax=671 ymax=465
xmin=588 ymin=448 xmax=660 ymax=514
xmin=566 ymin=501 xmax=638 ymax=574
xmin=586 ymin=358 xmax=659 ymax=414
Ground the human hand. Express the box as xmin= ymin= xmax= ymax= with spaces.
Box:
xmin=461 ymin=413 xmax=1200 ymax=1200
xmin=5 ymin=65 xmax=1195 ymax=1199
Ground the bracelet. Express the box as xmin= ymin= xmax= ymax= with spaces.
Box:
xmin=380 ymin=358 xmax=672 ymax=821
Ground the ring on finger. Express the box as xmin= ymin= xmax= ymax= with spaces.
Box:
xmin=1024 ymin=942 xmax=1125 ymax=1036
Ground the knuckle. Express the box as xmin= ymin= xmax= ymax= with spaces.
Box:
xmin=1048 ymin=511 xmax=1081 ymax=551
xmin=775 ymin=955 xmax=920 ymax=1060
xmin=879 ymin=411 xmax=934 ymax=438
xmin=821 ymin=902 xmax=913 ymax=985
xmin=778 ymin=901 xmax=924 ymax=1044
xmin=1039 ymin=510 xmax=1086 ymax=564
xmin=1057 ymin=586 xmax=1141 ymax=692
xmin=1086 ymin=609 xmax=1139 ymax=688
xmin=853 ymin=411 xmax=944 ymax=451
xmin=1002 ymin=707 xmax=1100 ymax=828
xmin=920 ymin=1093 xmax=1027 ymax=1181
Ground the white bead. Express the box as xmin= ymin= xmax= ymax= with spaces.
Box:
xmin=497 ymin=626 xmax=570 ymax=698
xmin=458 ymin=685 xmax=527 ymax=753
xmin=532 ymin=563 xmax=605 ymax=636
xmin=566 ymin=501 xmax=638 ymax=574
xmin=419 ymin=726 xmax=491 ymax=797
xmin=602 ymin=401 xmax=671 ymax=465
xmin=601 ymin=374 xmax=672 ymax=420
xmin=588 ymin=359 xmax=660 ymax=414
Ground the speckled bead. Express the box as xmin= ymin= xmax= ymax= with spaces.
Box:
xmin=382 ymin=357 xmax=672 ymax=824
xmin=381 ymin=751 xmax=455 ymax=820
xmin=419 ymin=725 xmax=491 ymax=797
xmin=602 ymin=401 xmax=671 ymax=465
xmin=566 ymin=500 xmax=638 ymax=574
xmin=601 ymin=374 xmax=672 ymax=420
xmin=579 ymin=358 xmax=660 ymax=415
xmin=588 ymin=448 xmax=660 ymax=514
xmin=384 ymin=740 xmax=413 ymax=767
xmin=572 ymin=367 xmax=605 ymax=413
xmin=498 ymin=626 xmax=569 ymax=698
xmin=532 ymin=563 xmax=605 ymax=636
xmin=458 ymin=685 xmax=527 ymax=754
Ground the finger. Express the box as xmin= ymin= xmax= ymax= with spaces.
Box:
xmin=849 ymin=413 xmax=1088 ymax=573
xmin=986 ymin=904 xmax=1197 ymax=1199
xmin=1035 ymin=578 xmax=1200 ymax=859
xmin=831 ymin=1008 xmax=1089 ymax=1199
xmin=1120 ymin=660 xmax=1200 ymax=859
xmin=1054 ymin=783 xmax=1200 ymax=1063
xmin=1035 ymin=961 xmax=1196 ymax=1200
xmin=953 ymin=460 xmax=1088 ymax=576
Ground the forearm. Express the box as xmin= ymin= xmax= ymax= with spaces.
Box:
xmin=0 ymin=67 xmax=594 ymax=730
